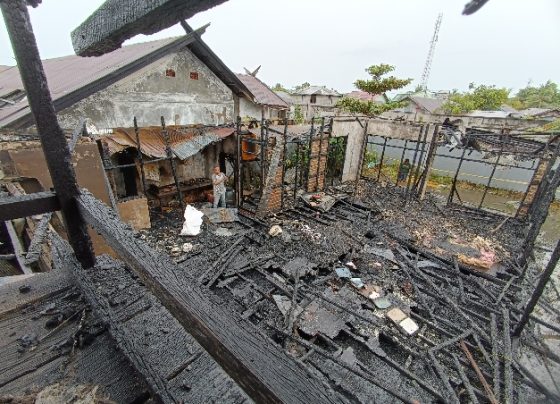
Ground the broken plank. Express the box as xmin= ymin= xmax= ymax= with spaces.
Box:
xmin=4 ymin=220 xmax=32 ymax=275
xmin=51 ymin=238 xmax=249 ymax=403
xmin=71 ymin=0 xmax=221 ymax=56
xmin=76 ymin=190 xmax=338 ymax=404
xmin=0 ymin=191 xmax=60 ymax=221
xmin=24 ymin=213 xmax=52 ymax=265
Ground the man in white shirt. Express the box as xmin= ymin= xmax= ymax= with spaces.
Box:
xmin=211 ymin=165 xmax=227 ymax=208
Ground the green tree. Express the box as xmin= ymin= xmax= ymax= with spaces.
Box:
xmin=510 ymin=81 xmax=560 ymax=109
xmin=336 ymin=64 xmax=412 ymax=116
xmin=293 ymin=104 xmax=304 ymax=124
xmin=271 ymin=83 xmax=289 ymax=92
xmin=443 ymin=84 xmax=510 ymax=114
xmin=293 ymin=82 xmax=311 ymax=93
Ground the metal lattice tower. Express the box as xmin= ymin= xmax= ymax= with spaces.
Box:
xmin=420 ymin=13 xmax=443 ymax=93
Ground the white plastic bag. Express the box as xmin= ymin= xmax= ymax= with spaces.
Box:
xmin=180 ymin=205 xmax=204 ymax=236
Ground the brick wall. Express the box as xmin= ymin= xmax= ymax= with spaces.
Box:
xmin=306 ymin=133 xmax=329 ymax=193
xmin=256 ymin=136 xmax=285 ymax=217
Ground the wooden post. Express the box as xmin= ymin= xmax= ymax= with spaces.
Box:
xmin=160 ymin=116 xmax=184 ymax=210
xmin=235 ymin=116 xmax=241 ymax=207
xmin=513 ymin=240 xmax=560 ymax=337
xmin=305 ymin=117 xmax=315 ymax=190
xmin=315 ymin=117 xmax=325 ymax=191
xmin=1 ymin=1 xmax=95 ymax=268
xmin=133 ymin=117 xmax=148 ymax=196
xmin=410 ymin=124 xmax=430 ymax=194
xmin=418 ymin=125 xmax=439 ymax=200
xmin=376 ymin=137 xmax=388 ymax=182
xmin=447 ymin=134 xmax=470 ymax=207
xmin=404 ymin=125 xmax=424 ymax=204
xmin=281 ymin=120 xmax=288 ymax=209
xmin=518 ymin=165 xmax=560 ymax=267
xmin=478 ymin=131 xmax=505 ymax=210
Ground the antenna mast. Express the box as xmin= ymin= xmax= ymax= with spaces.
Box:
xmin=420 ymin=13 xmax=443 ymax=93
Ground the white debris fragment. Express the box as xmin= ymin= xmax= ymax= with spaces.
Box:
xmin=386 ymin=307 xmax=407 ymax=324
xmin=399 ymin=317 xmax=419 ymax=335
xmin=268 ymin=225 xmax=283 ymax=237
xmin=368 ymin=291 xmax=381 ymax=300
xmin=182 ymin=243 xmax=194 ymax=253
xmin=180 ymin=205 xmax=204 ymax=236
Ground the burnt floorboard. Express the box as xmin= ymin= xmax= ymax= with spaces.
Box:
xmin=0 ymin=270 xmax=148 ymax=402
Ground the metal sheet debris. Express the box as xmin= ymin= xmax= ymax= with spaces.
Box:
xmin=363 ymin=245 xmax=397 ymax=263
xmin=335 ymin=267 xmax=352 ymax=278
xmin=202 ymin=207 xmax=239 ymax=224
xmin=301 ymin=192 xmax=337 ymax=212
xmin=399 ymin=318 xmax=419 ymax=336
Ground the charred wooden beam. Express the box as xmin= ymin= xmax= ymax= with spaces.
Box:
xmin=24 ymin=212 xmax=52 ymax=265
xmin=71 ymin=0 xmax=224 ymax=56
xmin=1 ymin=1 xmax=95 ymax=268
xmin=4 ymin=219 xmax=33 ymax=275
xmin=513 ymin=240 xmax=560 ymax=337
xmin=463 ymin=0 xmax=491 ymax=15
xmin=76 ymin=190 xmax=338 ymax=404
xmin=0 ymin=192 xmax=60 ymax=221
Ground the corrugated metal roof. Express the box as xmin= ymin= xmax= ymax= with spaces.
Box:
xmin=468 ymin=110 xmax=511 ymax=118
xmin=274 ymin=91 xmax=294 ymax=105
xmin=345 ymin=90 xmax=387 ymax=103
xmin=409 ymin=96 xmax=445 ymax=114
xmin=104 ymin=126 xmax=235 ymax=161
xmin=292 ymin=86 xmax=341 ymax=96
xmin=235 ymin=74 xmax=288 ymax=108
xmin=0 ymin=37 xmax=185 ymax=128
xmin=0 ymin=31 xmax=253 ymax=129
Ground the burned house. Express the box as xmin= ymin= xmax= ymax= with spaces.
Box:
xmin=1 ymin=1 xmax=560 ymax=404
xmin=101 ymin=125 xmax=237 ymax=206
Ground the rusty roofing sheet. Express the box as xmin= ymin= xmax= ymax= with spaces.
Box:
xmin=0 ymin=37 xmax=184 ymax=128
xmin=235 ymin=74 xmax=288 ymax=108
xmin=104 ymin=126 xmax=235 ymax=161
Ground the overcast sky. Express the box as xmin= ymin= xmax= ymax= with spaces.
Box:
xmin=1 ymin=0 xmax=559 ymax=95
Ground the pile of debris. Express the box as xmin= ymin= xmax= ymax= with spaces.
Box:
xmin=136 ymin=181 xmax=559 ymax=403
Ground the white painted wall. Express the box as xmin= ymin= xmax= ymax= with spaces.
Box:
xmin=57 ymin=48 xmax=235 ymax=129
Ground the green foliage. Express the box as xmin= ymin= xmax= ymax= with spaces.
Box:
xmin=363 ymin=150 xmax=378 ymax=169
xmin=527 ymin=118 xmax=560 ymax=133
xmin=326 ymin=138 xmax=346 ymax=180
xmin=337 ymin=64 xmax=412 ymax=116
xmin=293 ymin=82 xmax=311 ymax=93
xmin=293 ymin=105 xmax=304 ymax=124
xmin=354 ymin=64 xmax=412 ymax=95
xmin=443 ymin=84 xmax=510 ymax=114
xmin=510 ymin=80 xmax=560 ymax=109
xmin=337 ymin=97 xmax=407 ymax=116
xmin=271 ymin=83 xmax=289 ymax=92
xmin=285 ymin=143 xmax=309 ymax=170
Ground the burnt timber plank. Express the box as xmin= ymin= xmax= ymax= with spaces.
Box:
xmin=0 ymin=192 xmax=60 ymax=222
xmin=4 ymin=219 xmax=32 ymax=275
xmin=51 ymin=239 xmax=250 ymax=403
xmin=1 ymin=1 xmax=95 ymax=268
xmin=71 ymin=0 xmax=227 ymax=56
xmin=76 ymin=190 xmax=339 ymax=404
xmin=0 ymin=271 xmax=148 ymax=402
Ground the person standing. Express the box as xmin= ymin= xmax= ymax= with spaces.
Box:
xmin=398 ymin=159 xmax=411 ymax=184
xmin=212 ymin=165 xmax=227 ymax=208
